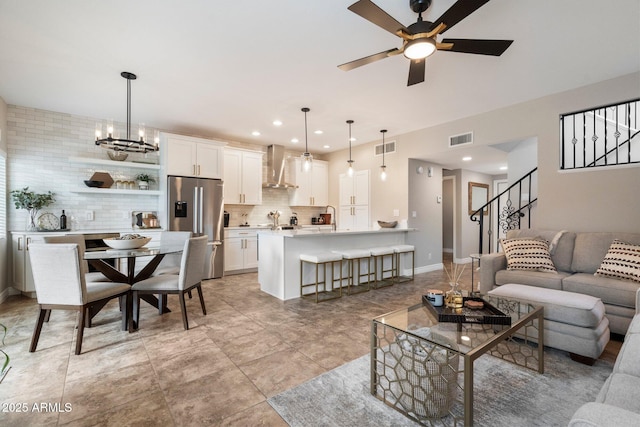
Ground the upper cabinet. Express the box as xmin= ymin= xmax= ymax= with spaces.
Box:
xmin=163 ymin=133 xmax=225 ymax=179
xmin=287 ymin=158 xmax=328 ymax=207
xmin=224 ymin=148 xmax=263 ymax=205
xmin=339 ymin=169 xmax=370 ymax=206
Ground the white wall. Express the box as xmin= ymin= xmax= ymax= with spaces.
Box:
xmin=326 ymin=72 xmax=640 ymax=269
xmin=0 ymin=97 xmax=7 ymax=299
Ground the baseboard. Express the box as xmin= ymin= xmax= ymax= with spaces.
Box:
xmin=455 ymin=257 xmax=472 ymax=264
xmin=414 ymin=263 xmax=444 ymax=275
xmin=0 ymin=287 xmax=11 ymax=305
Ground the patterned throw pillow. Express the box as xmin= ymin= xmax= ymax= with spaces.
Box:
xmin=595 ymin=240 xmax=640 ymax=283
xmin=500 ymin=237 xmax=557 ymax=273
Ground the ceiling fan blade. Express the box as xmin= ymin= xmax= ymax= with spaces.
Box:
xmin=338 ymin=48 xmax=400 ymax=71
xmin=407 ymin=59 xmax=426 ymax=86
xmin=432 ymin=0 xmax=490 ymax=34
xmin=348 ymin=0 xmax=407 ymax=36
xmin=439 ymin=38 xmax=513 ymax=56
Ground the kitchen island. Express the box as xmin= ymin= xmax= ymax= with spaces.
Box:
xmin=257 ymin=228 xmax=415 ymax=300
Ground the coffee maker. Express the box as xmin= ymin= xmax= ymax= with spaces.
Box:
xmin=290 ymin=213 xmax=298 ymax=226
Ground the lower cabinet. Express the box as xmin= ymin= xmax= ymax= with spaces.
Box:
xmin=224 ymin=229 xmax=258 ymax=274
xmin=12 ymin=232 xmax=63 ymax=294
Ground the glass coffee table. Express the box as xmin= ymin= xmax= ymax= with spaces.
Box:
xmin=371 ymin=295 xmax=544 ymax=426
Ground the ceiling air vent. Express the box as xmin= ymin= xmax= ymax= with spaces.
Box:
xmin=449 ymin=132 xmax=473 ymax=148
xmin=374 ymin=140 xmax=396 ymax=156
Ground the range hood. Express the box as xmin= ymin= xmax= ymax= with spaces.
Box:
xmin=263 ymin=144 xmax=297 ymax=189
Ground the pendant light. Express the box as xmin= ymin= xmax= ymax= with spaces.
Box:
xmin=346 ymin=119 xmax=354 ymax=177
xmin=300 ymin=107 xmax=313 ymax=172
xmin=94 ymin=72 xmax=158 ymax=153
xmin=380 ymin=129 xmax=387 ymax=181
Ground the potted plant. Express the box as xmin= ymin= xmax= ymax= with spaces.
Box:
xmin=10 ymin=187 xmax=55 ymax=231
xmin=135 ymin=173 xmax=156 ymax=190
xmin=0 ymin=323 xmax=9 ymax=383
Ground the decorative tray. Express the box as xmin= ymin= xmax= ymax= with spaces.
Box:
xmin=422 ymin=296 xmax=512 ymax=326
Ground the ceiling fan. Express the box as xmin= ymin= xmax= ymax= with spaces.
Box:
xmin=338 ymin=0 xmax=514 ymax=86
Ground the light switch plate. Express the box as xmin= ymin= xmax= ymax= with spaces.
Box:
xmin=437 ymin=195 xmax=442 ymax=203
xmin=393 ymin=209 xmax=399 ymax=217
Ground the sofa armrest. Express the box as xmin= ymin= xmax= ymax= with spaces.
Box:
xmin=569 ymin=402 xmax=640 ymax=426
xmin=479 ymin=253 xmax=507 ymax=295
xmin=636 ymin=288 xmax=640 ymax=315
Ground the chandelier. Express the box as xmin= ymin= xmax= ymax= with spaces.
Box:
xmin=94 ymin=72 xmax=159 ymax=153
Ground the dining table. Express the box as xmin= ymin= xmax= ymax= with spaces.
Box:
xmin=83 ymin=242 xmax=184 ymax=330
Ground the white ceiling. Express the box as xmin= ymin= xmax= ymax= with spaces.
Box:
xmin=0 ymin=0 xmax=638 ymax=174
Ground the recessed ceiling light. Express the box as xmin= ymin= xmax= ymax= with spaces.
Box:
xmin=462 ymin=156 xmax=472 ymax=161
xmin=323 ymin=145 xmax=330 ymax=149
xmin=291 ymin=138 xmax=299 ymax=143
xmin=314 ymin=130 xmax=323 ymax=135
xmin=500 ymin=166 xmax=508 ymax=170
xmin=252 ymin=131 xmax=261 ymax=136
xmin=273 ymin=120 xmax=282 ymax=126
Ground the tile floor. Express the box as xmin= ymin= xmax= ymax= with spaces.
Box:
xmin=0 ymin=258 xmax=621 ymax=426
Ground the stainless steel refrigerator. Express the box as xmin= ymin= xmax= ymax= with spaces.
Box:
xmin=167 ymin=176 xmax=224 ymax=278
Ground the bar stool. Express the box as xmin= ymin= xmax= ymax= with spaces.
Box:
xmin=391 ymin=244 xmax=415 ymax=283
xmin=300 ymin=252 xmax=343 ymax=303
xmin=333 ymin=249 xmax=372 ymax=295
xmin=370 ymin=246 xmax=395 ymax=289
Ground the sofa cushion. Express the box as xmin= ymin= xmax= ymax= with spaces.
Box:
xmin=562 ymin=273 xmax=639 ymax=309
xmin=500 ymin=237 xmax=557 ymax=273
xmin=613 ymin=331 xmax=640 ymax=377
xmin=569 ymin=402 xmax=640 ymax=427
xmin=599 ymin=373 xmax=640 ymax=413
xmin=506 ymin=229 xmax=576 ymax=272
xmin=488 ymin=284 xmax=605 ymax=328
xmin=571 ymin=232 xmax=640 ymax=274
xmin=495 ymin=269 xmax=569 ymax=290
xmin=595 ymin=240 xmax=640 ymax=283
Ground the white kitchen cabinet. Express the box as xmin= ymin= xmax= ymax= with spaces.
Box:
xmin=339 ymin=170 xmax=370 ymax=230
xmin=287 ymin=158 xmax=328 ymax=207
xmin=163 ymin=133 xmax=225 ymax=179
xmin=339 ymin=169 xmax=369 ymax=206
xmin=11 ymin=232 xmax=62 ymax=294
xmin=339 ymin=205 xmax=370 ymax=231
xmin=224 ymin=229 xmax=258 ymax=273
xmin=223 ymin=148 xmax=263 ymax=205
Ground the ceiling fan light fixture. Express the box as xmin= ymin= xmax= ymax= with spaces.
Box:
xmin=403 ymin=37 xmax=436 ymax=60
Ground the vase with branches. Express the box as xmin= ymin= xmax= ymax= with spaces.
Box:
xmin=10 ymin=187 xmax=56 ymax=231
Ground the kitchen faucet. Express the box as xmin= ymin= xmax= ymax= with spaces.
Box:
xmin=325 ymin=205 xmax=336 ymax=231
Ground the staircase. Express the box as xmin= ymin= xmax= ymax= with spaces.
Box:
xmin=470 ymin=167 xmax=537 ymax=255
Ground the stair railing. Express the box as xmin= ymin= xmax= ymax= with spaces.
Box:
xmin=470 ymin=167 xmax=538 ymax=255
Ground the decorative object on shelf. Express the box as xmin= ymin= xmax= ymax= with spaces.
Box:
xmin=107 ymin=150 xmax=128 ymax=161
xmin=103 ymin=234 xmax=151 ymax=250
xmin=10 ymin=187 xmax=55 ymax=231
xmin=94 ymin=71 xmax=159 ymax=154
xmin=300 ymin=107 xmax=313 ymax=172
xmin=83 ymin=180 xmax=103 ymax=188
xmin=346 ymin=119 xmax=355 ymax=176
xmin=89 ymin=172 xmax=114 ymax=188
xmin=37 ymin=212 xmax=59 ymax=231
xmin=380 ymin=129 xmax=388 ymax=181
xmin=444 ymin=262 xmax=465 ymax=308
xmin=135 ymin=173 xmax=156 ymax=190
xmin=377 ymin=220 xmax=398 ymax=228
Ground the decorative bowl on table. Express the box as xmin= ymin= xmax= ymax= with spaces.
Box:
xmin=378 ymin=220 xmax=398 ymax=228
xmin=84 ymin=180 xmax=104 ymax=188
xmin=103 ymin=234 xmax=151 ymax=250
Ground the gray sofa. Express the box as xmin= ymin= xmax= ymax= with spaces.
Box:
xmin=479 ymin=229 xmax=640 ymax=335
xmin=569 ymin=289 xmax=640 ymax=426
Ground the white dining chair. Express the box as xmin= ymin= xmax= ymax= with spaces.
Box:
xmin=153 ymin=231 xmax=192 ymax=276
xmin=28 ymin=243 xmax=131 ymax=355
xmin=131 ymin=236 xmax=208 ymax=330
xmin=44 ymin=234 xmax=111 ymax=283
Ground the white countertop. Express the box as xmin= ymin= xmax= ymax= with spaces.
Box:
xmin=11 ymin=228 xmax=165 ymax=235
xmin=257 ymin=227 xmax=415 ymax=237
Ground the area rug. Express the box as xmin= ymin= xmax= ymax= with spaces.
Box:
xmin=268 ymin=348 xmax=613 ymax=426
